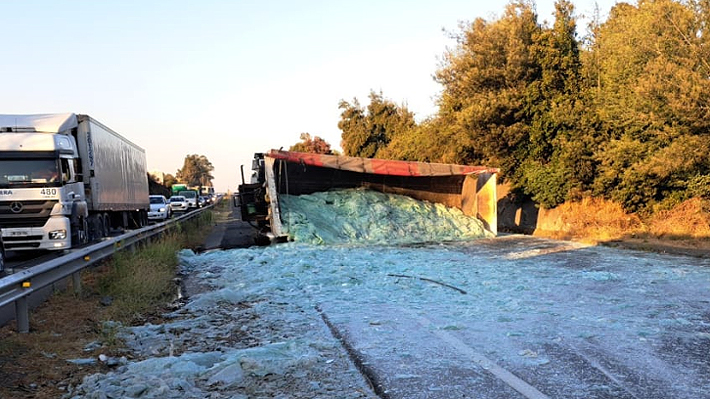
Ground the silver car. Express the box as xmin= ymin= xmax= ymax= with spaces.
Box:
xmin=169 ymin=195 xmax=189 ymax=213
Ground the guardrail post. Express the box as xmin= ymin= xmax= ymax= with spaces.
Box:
xmin=15 ymin=297 xmax=29 ymax=333
xmin=72 ymin=271 xmax=81 ymax=294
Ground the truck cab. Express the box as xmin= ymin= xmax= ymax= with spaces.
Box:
xmin=0 ymin=113 xmax=149 ymax=251
xmin=0 ymin=121 xmax=87 ymax=250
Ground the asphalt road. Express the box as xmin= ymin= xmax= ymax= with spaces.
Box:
xmin=307 ymin=238 xmax=710 ymax=399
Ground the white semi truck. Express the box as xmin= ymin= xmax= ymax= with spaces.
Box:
xmin=0 ymin=113 xmax=149 ymax=251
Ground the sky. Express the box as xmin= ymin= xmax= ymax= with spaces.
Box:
xmin=1 ymin=0 xmax=620 ymax=193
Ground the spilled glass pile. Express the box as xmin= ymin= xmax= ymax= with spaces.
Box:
xmin=279 ymin=188 xmax=492 ymax=245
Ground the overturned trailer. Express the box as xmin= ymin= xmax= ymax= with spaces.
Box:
xmin=239 ymin=150 xmax=499 ymax=241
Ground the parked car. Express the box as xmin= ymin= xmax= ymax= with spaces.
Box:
xmin=169 ymin=195 xmax=189 ymax=213
xmin=148 ymin=195 xmax=172 ymax=221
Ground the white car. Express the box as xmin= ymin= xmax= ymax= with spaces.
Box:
xmin=169 ymin=195 xmax=189 ymax=213
xmin=148 ymin=195 xmax=172 ymax=221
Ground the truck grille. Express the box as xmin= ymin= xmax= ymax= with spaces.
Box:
xmin=0 ymin=200 xmax=56 ymax=228
xmin=3 ymin=235 xmax=44 ymax=249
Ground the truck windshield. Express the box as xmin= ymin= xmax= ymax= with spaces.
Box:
xmin=0 ymin=159 xmax=61 ymax=188
xmin=179 ymin=190 xmax=197 ymax=199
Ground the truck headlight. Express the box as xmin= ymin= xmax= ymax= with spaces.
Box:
xmin=49 ymin=230 xmax=67 ymax=240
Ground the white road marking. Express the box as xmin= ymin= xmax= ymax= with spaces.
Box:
xmin=406 ymin=309 xmax=551 ymax=399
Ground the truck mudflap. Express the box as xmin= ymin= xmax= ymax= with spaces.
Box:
xmin=2 ymin=216 xmax=71 ymax=250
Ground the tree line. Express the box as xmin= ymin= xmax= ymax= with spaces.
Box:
xmin=148 ymin=154 xmax=214 ymax=196
xmin=331 ymin=0 xmax=710 ymax=213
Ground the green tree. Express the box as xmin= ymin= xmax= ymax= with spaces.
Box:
xmin=339 ymin=91 xmax=416 ymax=158
xmin=592 ymin=0 xmax=710 ymax=210
xmin=378 ymin=116 xmax=471 ymax=164
xmin=435 ymin=0 xmax=541 ymax=175
xmin=289 ymin=133 xmax=333 ymax=154
xmin=163 ymin=173 xmax=177 ymax=188
xmin=176 ymin=154 xmax=214 ymax=188
xmin=518 ymin=0 xmax=595 ymax=207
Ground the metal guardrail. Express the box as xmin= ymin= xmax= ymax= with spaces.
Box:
xmin=0 ymin=206 xmax=212 ymax=333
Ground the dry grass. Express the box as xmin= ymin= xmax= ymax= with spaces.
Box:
xmin=534 ymin=197 xmax=644 ymax=243
xmin=0 ymin=272 xmax=120 ymax=398
xmin=0 ymin=208 xmax=217 ymax=399
xmin=647 ymin=198 xmax=710 ymax=239
xmin=533 ymin=196 xmax=710 ymax=255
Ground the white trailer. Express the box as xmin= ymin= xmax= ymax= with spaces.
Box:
xmin=0 ymin=113 xmax=149 ymax=250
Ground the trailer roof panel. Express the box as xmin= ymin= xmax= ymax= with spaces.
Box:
xmin=267 ymin=149 xmax=498 ymax=177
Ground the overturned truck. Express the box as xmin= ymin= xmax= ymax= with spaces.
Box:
xmin=239 ymin=150 xmax=499 ymax=242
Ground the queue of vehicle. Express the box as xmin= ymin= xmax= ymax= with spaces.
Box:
xmin=155 ymin=193 xmax=209 ymax=220
xmin=0 ymin=114 xmax=219 ymax=255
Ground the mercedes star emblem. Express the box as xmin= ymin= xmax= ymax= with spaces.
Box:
xmin=10 ymin=201 xmax=23 ymax=213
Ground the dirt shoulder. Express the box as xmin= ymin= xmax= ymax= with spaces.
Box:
xmin=599 ymin=237 xmax=710 ymax=259
xmin=0 ymin=264 xmax=134 ymax=398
